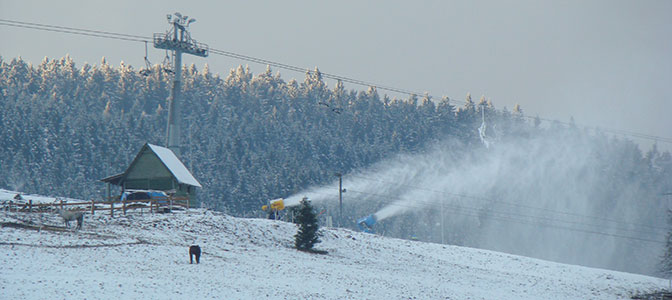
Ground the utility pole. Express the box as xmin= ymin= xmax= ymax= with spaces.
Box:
xmin=335 ymin=172 xmax=345 ymax=226
xmin=154 ymin=12 xmax=208 ymax=155
xmin=664 ymin=192 xmax=672 ymax=289
xmin=441 ymin=198 xmax=445 ymax=244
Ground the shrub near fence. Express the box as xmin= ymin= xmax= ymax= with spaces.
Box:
xmin=2 ymin=197 xmax=190 ymax=216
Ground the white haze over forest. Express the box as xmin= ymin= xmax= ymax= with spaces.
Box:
xmin=287 ymin=127 xmax=667 ymax=276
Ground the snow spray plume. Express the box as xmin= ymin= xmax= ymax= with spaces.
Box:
xmin=287 ymin=128 xmax=668 ymax=276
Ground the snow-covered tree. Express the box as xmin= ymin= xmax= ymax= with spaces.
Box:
xmin=294 ymin=198 xmax=321 ymax=252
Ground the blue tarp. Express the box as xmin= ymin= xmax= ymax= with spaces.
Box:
xmin=357 ymin=214 xmax=377 ymax=233
xmin=120 ymin=190 xmax=168 ymax=203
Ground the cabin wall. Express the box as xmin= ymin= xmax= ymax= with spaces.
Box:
xmin=123 ymin=179 xmax=196 ymax=199
xmin=123 ymin=177 xmax=175 ymax=191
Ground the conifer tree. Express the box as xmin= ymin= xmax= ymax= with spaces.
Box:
xmin=294 ymin=197 xmax=321 ymax=252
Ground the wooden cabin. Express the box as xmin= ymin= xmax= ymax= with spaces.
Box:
xmin=100 ymin=143 xmax=202 ymax=202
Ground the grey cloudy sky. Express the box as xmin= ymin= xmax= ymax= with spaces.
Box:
xmin=1 ymin=0 xmax=670 ymax=151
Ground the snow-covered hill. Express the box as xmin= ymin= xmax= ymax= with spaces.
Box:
xmin=0 ymin=206 xmax=667 ymax=299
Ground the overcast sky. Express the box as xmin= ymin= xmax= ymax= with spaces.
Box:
xmin=1 ymin=0 xmax=670 ymax=151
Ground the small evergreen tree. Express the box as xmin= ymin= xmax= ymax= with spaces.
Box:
xmin=294 ymin=197 xmax=321 ymax=252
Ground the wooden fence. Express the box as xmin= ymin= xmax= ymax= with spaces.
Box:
xmin=2 ymin=196 xmax=190 ymax=217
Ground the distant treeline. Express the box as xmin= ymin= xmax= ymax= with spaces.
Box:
xmin=0 ymin=55 xmax=669 ymax=217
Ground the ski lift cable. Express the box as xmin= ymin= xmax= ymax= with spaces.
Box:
xmin=208 ymin=48 xmax=423 ymax=96
xmin=0 ymin=18 xmax=670 ymax=144
xmin=0 ymin=19 xmax=149 ymax=43
xmin=0 ymin=18 xmax=148 ymax=40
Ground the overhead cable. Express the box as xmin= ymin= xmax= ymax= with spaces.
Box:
xmin=1 ymin=18 xmax=670 ymax=144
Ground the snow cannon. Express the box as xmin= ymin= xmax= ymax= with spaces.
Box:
xmin=261 ymin=198 xmax=285 ymax=212
xmin=357 ymin=214 xmax=377 ymax=233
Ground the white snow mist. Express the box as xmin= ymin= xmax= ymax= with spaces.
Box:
xmin=286 ymin=129 xmax=667 ymax=276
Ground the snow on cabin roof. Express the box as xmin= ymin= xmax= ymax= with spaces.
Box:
xmin=146 ymin=144 xmax=202 ymax=188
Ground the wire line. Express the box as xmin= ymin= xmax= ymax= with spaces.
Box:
xmin=348 ymin=174 xmax=669 ymax=233
xmin=1 ymin=18 xmax=670 ymax=144
xmin=0 ymin=20 xmax=149 ymax=43
xmin=344 ymin=188 xmax=666 ymax=244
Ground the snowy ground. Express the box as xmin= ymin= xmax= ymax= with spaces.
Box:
xmin=0 ymin=188 xmax=84 ymax=205
xmin=0 ymin=206 xmax=668 ymax=299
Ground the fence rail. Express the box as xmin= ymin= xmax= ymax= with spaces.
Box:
xmin=2 ymin=196 xmax=190 ymax=216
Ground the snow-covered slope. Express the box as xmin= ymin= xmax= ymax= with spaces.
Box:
xmin=0 ymin=207 xmax=667 ymax=299
xmin=0 ymin=188 xmax=83 ymax=205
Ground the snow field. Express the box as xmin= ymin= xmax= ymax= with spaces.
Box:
xmin=0 ymin=209 xmax=667 ymax=299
